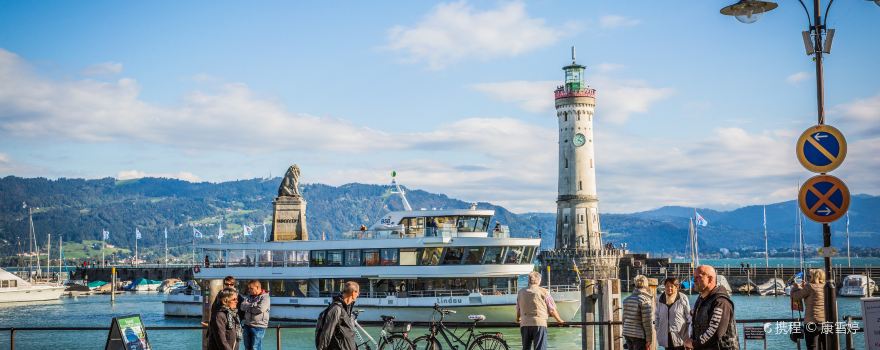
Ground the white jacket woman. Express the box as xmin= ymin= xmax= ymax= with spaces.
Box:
xmin=655 ymin=279 xmax=691 ymax=349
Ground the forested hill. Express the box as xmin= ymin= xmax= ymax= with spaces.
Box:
xmin=0 ymin=176 xmax=877 ymax=257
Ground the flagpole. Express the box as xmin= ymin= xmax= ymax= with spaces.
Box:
xmin=693 ymin=208 xmax=700 ymax=267
xmin=135 ymin=229 xmax=138 ymax=267
xmin=164 ymin=228 xmax=168 ymax=267
xmin=102 ymin=230 xmax=106 ymax=268
xmin=846 ymin=212 xmax=851 ymax=267
xmin=763 ymin=205 xmax=769 ymax=268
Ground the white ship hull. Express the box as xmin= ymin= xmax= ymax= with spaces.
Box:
xmin=165 ymin=290 xmax=581 ymax=323
xmin=0 ymin=285 xmax=65 ymax=303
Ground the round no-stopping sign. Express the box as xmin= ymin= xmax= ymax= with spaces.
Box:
xmin=796 ymin=124 xmax=847 ymax=173
xmin=798 ymin=174 xmax=850 ymax=223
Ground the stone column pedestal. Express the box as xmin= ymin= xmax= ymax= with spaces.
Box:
xmin=271 ymin=196 xmax=308 ymax=241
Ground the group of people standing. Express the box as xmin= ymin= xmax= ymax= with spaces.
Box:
xmin=623 ymin=265 xmax=739 ymax=350
xmin=206 ymin=276 xmax=271 ymax=350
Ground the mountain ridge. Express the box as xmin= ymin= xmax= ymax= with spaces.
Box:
xmin=0 ymin=176 xmax=876 ymax=258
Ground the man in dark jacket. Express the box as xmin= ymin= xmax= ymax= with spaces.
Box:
xmin=686 ymin=265 xmax=739 ymax=350
xmin=316 ymin=281 xmax=360 ymax=350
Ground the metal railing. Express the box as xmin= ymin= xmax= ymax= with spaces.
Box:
xmin=5 ymin=317 xmax=862 ymax=350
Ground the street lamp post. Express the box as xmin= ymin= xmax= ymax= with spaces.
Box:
xmin=720 ymin=1 xmax=878 ymax=350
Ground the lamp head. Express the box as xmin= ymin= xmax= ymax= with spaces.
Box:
xmin=720 ymin=0 xmax=778 ymax=24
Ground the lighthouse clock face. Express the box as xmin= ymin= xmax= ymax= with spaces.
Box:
xmin=573 ymin=133 xmax=586 ymax=147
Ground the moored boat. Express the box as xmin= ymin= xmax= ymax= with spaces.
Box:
xmin=0 ymin=267 xmax=65 ymax=303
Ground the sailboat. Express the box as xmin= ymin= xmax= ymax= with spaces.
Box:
xmin=683 ymin=212 xmax=731 ymax=293
xmin=2 ymin=203 xmax=65 ymax=303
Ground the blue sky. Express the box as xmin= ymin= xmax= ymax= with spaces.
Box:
xmin=1 ymin=1 xmax=878 ymax=213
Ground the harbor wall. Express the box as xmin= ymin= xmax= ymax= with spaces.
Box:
xmin=71 ymin=266 xmax=194 ymax=282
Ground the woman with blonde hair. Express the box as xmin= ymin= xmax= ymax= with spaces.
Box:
xmin=791 ymin=269 xmax=825 ymax=350
xmin=622 ymin=275 xmax=655 ymax=350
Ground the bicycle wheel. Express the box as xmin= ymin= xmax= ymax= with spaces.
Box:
xmin=467 ymin=334 xmax=508 ymax=350
xmin=412 ymin=335 xmax=442 ymax=350
xmin=378 ymin=334 xmax=415 ymax=350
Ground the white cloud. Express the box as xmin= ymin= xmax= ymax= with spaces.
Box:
xmin=0 ymin=152 xmax=8 ymax=164
xmin=786 ymin=71 xmax=810 ymax=84
xmin=834 ymin=92 xmax=880 ymax=124
xmin=385 ymin=2 xmax=564 ymax=69
xmin=82 ymin=62 xmax=123 ymax=76
xmin=470 ymin=80 xmax=557 ymax=113
xmin=473 ymin=77 xmax=673 ymax=122
xmin=117 ymin=170 xmax=203 ymax=183
xmin=592 ymin=77 xmax=674 ymax=123
xmin=0 ymin=49 xmax=395 ymax=153
xmin=598 ymin=15 xmax=640 ymax=29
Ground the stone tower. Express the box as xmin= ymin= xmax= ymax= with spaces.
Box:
xmin=542 ymin=47 xmax=622 ymax=283
xmin=555 ymin=48 xmax=602 ymax=252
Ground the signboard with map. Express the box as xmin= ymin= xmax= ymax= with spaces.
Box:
xmin=105 ymin=314 xmax=152 ymax=350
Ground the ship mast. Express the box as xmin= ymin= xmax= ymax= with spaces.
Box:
xmin=390 ymin=171 xmax=412 ymax=211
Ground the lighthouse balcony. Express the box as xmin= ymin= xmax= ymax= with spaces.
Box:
xmin=554 ymin=86 xmax=596 ymax=99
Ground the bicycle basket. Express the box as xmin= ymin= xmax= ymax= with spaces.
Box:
xmin=387 ymin=322 xmax=412 ymax=334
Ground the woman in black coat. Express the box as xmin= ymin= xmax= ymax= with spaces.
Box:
xmin=208 ymin=288 xmax=242 ymax=350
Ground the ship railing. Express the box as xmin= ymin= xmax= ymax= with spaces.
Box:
xmin=546 ymin=284 xmax=580 ymax=293
xmin=405 ymin=289 xmax=474 ymax=297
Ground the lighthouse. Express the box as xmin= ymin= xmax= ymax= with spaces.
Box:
xmin=541 ymin=47 xmax=622 ymax=284
xmin=554 ymin=47 xmax=602 ymax=252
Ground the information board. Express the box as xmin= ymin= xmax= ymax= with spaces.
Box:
xmin=105 ymin=314 xmax=152 ymax=350
xmin=863 ymin=297 xmax=880 ymax=350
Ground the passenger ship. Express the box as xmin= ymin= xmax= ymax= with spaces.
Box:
xmin=164 ymin=179 xmax=580 ymax=323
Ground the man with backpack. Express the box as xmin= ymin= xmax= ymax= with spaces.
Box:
xmin=686 ymin=265 xmax=739 ymax=350
xmin=316 ymin=281 xmax=361 ymax=350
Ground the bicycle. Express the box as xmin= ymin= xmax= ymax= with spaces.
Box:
xmin=412 ymin=304 xmax=509 ymax=350
xmin=352 ymin=309 xmax=416 ymax=350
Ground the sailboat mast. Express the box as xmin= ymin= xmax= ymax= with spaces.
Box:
xmin=59 ymin=235 xmax=63 ymax=281
xmin=47 ymin=234 xmax=51 ymax=279
xmin=26 ymin=205 xmax=33 ymax=281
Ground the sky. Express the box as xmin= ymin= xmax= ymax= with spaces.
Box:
xmin=0 ymin=1 xmax=878 ymax=214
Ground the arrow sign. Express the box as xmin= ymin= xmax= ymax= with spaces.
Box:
xmin=798 ymin=174 xmax=850 ymax=223
xmin=796 ymin=124 xmax=847 ymax=173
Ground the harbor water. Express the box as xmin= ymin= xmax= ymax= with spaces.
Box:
xmin=0 ymin=292 xmax=867 ymax=349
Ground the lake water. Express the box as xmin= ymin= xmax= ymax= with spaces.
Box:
xmin=0 ymin=293 xmax=867 ymax=350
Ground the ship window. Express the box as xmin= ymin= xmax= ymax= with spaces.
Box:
xmin=504 ymin=246 xmax=524 ymax=264
xmin=1 ymin=280 xmax=7 ymax=288
xmin=381 ymin=249 xmax=399 ymax=266
xmin=420 ymin=248 xmax=442 ymax=266
xmin=227 ymin=250 xmax=245 ymax=267
xmin=523 ymin=246 xmax=537 ymax=262
xmin=464 ymin=247 xmax=484 ymax=264
xmin=344 ymin=250 xmax=361 ymax=266
xmin=456 ymin=216 xmax=489 ymax=232
xmin=271 ymin=251 xmax=286 ymax=267
xmin=310 ymin=251 xmax=326 ymax=266
xmin=482 ymin=246 xmax=505 ymax=264
xmin=578 ymin=181 xmax=582 ymax=190
xmin=400 ymin=249 xmax=418 ymax=266
xmin=363 ymin=249 xmax=380 ymax=266
xmin=565 ymin=158 xmax=568 ymax=168
xmin=286 ymin=251 xmax=309 ymax=267
xmin=402 ymin=217 xmax=425 ymax=237
xmin=326 ymin=250 xmax=343 ymax=266
xmin=257 ymin=250 xmax=273 ymax=267
xmin=442 ymin=247 xmax=465 ymax=265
